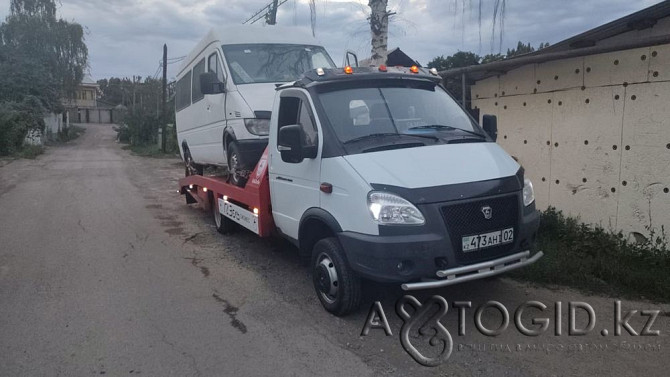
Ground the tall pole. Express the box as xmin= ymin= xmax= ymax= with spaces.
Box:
xmin=267 ymin=0 xmax=278 ymax=24
xmin=161 ymin=44 xmax=167 ymax=152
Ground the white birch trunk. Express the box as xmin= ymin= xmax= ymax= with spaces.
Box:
xmin=368 ymin=0 xmax=389 ymax=66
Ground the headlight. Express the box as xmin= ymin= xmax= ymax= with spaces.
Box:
xmin=244 ymin=118 xmax=270 ymax=136
xmin=367 ymin=191 xmax=425 ymax=225
xmin=523 ymin=178 xmax=535 ymax=206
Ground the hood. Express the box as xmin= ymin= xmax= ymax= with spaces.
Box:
xmin=234 ymin=83 xmax=280 ymax=114
xmin=343 ymin=142 xmax=520 ymax=189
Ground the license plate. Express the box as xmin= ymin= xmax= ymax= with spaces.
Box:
xmin=462 ymin=227 xmax=514 ymax=252
xmin=219 ymin=198 xmax=259 ymax=234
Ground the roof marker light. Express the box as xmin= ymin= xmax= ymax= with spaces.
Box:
xmin=316 ymin=67 xmax=325 ymax=76
xmin=410 ymin=65 xmax=419 ymax=74
xmin=429 ymin=67 xmax=439 ymax=76
xmin=344 ymin=66 xmax=353 ymax=74
xmin=378 ymin=64 xmax=387 ymax=72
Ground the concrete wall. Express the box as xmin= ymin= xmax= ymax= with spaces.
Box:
xmin=471 ymin=43 xmax=670 ymax=238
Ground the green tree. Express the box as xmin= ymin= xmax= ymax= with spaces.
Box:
xmin=0 ymin=0 xmax=88 ymax=108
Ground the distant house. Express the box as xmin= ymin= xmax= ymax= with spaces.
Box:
xmin=62 ymin=75 xmax=114 ymax=124
xmin=359 ymin=47 xmax=421 ymax=67
xmin=440 ymin=1 xmax=670 ymax=238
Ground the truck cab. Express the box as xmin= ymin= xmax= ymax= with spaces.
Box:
xmin=268 ymin=66 xmax=542 ymax=315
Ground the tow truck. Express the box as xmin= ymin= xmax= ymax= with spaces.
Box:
xmin=179 ymin=65 xmax=543 ymax=316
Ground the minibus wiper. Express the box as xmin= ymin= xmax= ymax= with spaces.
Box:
xmin=344 ymin=132 xmax=438 ymax=144
xmin=408 ymin=125 xmax=486 ymax=138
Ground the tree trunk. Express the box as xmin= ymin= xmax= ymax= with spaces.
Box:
xmin=368 ymin=0 xmax=389 ymax=66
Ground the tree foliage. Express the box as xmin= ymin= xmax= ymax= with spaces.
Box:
xmin=0 ymin=0 xmax=88 ymax=106
xmin=426 ymin=41 xmax=549 ymax=109
xmin=0 ymin=0 xmax=87 ymax=155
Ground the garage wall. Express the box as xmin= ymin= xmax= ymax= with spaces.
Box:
xmin=471 ymin=44 xmax=670 ymax=237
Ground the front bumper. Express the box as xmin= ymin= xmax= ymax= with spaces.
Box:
xmin=337 ymin=195 xmax=541 ymax=287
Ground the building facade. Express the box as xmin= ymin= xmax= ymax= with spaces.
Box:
xmin=466 ymin=3 xmax=670 ymax=238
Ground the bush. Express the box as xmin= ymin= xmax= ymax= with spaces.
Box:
xmin=511 ymin=207 xmax=670 ymax=302
xmin=0 ymin=97 xmax=45 ymax=156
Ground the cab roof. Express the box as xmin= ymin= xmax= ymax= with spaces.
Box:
xmin=282 ymin=66 xmax=443 ymax=90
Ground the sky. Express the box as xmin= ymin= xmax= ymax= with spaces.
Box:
xmin=0 ymin=0 xmax=663 ymax=81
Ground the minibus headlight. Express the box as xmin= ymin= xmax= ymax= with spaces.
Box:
xmin=367 ymin=191 xmax=425 ymax=225
xmin=244 ymin=118 xmax=270 ymax=136
xmin=523 ymin=178 xmax=535 ymax=206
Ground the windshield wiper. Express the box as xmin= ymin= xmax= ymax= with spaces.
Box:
xmin=344 ymin=132 xmax=438 ymax=144
xmin=408 ymin=125 xmax=486 ymax=138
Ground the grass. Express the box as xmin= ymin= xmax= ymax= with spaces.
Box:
xmin=15 ymin=144 xmax=44 ymax=159
xmin=56 ymin=125 xmax=86 ymax=142
xmin=510 ymin=207 xmax=670 ymax=303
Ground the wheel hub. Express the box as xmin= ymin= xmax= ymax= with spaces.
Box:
xmin=316 ymin=256 xmax=338 ymax=302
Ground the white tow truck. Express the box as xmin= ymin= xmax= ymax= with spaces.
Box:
xmin=179 ymin=65 xmax=543 ymax=316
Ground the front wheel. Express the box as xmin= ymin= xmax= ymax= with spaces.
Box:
xmin=312 ymin=237 xmax=362 ymax=316
xmin=227 ymin=142 xmax=248 ymax=187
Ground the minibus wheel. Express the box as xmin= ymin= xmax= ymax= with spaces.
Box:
xmin=312 ymin=237 xmax=362 ymax=316
xmin=183 ymin=146 xmax=203 ymax=176
xmin=227 ymin=142 xmax=248 ymax=187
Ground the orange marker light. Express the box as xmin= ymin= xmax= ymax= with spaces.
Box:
xmin=410 ymin=65 xmax=419 ymax=74
xmin=378 ymin=64 xmax=387 ymax=72
xmin=344 ymin=66 xmax=353 ymax=74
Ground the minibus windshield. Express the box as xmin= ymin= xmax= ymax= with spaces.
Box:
xmin=222 ymin=44 xmax=336 ymax=84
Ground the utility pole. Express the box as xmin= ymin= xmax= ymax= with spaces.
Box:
xmin=161 ymin=44 xmax=167 ymax=153
xmin=267 ymin=0 xmax=278 ymax=25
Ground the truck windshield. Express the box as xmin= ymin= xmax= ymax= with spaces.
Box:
xmin=222 ymin=44 xmax=335 ymax=84
xmin=318 ymin=83 xmax=484 ymax=145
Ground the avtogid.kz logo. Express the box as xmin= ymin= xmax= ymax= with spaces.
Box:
xmin=360 ymin=295 xmax=661 ymax=367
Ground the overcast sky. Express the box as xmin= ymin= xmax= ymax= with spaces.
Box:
xmin=0 ymin=0 xmax=662 ymax=81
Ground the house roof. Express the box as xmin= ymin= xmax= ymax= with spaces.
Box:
xmin=439 ymin=0 xmax=670 ymax=80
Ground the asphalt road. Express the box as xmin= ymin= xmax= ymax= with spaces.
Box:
xmin=1 ymin=123 xmax=668 ymax=376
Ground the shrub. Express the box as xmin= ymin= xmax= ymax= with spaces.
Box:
xmin=0 ymin=97 xmax=45 ymax=156
xmin=511 ymin=207 xmax=670 ymax=302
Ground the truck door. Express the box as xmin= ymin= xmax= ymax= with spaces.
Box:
xmin=269 ymin=91 xmax=321 ymax=240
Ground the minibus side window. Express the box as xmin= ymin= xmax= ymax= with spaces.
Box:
xmin=208 ymin=53 xmax=224 ymax=83
xmin=192 ymin=58 xmax=206 ymax=103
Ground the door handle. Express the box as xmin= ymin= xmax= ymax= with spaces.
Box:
xmin=276 ymin=176 xmax=293 ymax=182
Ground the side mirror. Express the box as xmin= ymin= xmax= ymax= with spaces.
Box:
xmin=278 ymin=124 xmax=304 ymax=163
xmin=200 ymin=72 xmax=225 ymax=95
xmin=482 ymin=114 xmax=498 ymax=142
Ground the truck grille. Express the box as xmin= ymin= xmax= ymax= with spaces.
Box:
xmin=441 ymin=193 xmax=520 ymax=264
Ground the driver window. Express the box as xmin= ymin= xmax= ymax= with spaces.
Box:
xmin=277 ymin=96 xmax=318 ymax=149
xmin=208 ymin=52 xmax=224 ymax=82
xmin=298 ymin=101 xmax=318 ymax=148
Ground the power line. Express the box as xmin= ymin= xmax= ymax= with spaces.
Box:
xmin=243 ymin=0 xmax=288 ymax=25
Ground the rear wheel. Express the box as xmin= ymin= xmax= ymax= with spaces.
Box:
xmin=312 ymin=237 xmax=362 ymax=316
xmin=211 ymin=193 xmax=236 ymax=234
xmin=227 ymin=142 xmax=248 ymax=187
xmin=183 ymin=145 xmax=203 ymax=176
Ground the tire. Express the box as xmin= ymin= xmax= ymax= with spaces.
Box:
xmin=210 ymin=193 xmax=236 ymax=234
xmin=312 ymin=237 xmax=362 ymax=316
xmin=227 ymin=142 xmax=248 ymax=187
xmin=183 ymin=145 xmax=203 ymax=176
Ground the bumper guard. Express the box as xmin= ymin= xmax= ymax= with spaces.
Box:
xmin=401 ymin=250 xmax=543 ymax=291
